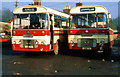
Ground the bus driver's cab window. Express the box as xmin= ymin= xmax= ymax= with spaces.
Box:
xmin=13 ymin=14 xmax=48 ymax=30
xmin=30 ymin=14 xmax=48 ymax=29
xmin=71 ymin=13 xmax=107 ymax=29
xmin=38 ymin=14 xmax=48 ymax=29
xmin=30 ymin=14 xmax=39 ymax=29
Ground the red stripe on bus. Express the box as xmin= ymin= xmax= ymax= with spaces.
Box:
xmin=68 ymin=29 xmax=109 ymax=35
xmin=12 ymin=30 xmax=50 ymax=36
xmin=53 ymin=30 xmax=64 ymax=35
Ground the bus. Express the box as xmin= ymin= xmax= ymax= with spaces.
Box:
xmin=11 ymin=4 xmax=69 ymax=55
xmin=68 ymin=5 xmax=114 ymax=54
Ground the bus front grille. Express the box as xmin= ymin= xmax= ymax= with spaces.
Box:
xmin=20 ymin=40 xmax=38 ymax=48
xmin=81 ymin=39 xmax=96 ymax=47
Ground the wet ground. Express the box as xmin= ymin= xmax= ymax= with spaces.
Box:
xmin=1 ymin=40 xmax=120 ymax=76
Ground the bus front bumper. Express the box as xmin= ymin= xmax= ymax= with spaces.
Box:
xmin=12 ymin=44 xmax=51 ymax=52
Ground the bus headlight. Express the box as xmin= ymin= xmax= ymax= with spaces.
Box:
xmin=100 ymin=40 xmax=104 ymax=43
xmin=100 ymin=47 xmax=103 ymax=50
xmin=41 ymin=41 xmax=45 ymax=45
xmin=93 ymin=39 xmax=97 ymax=47
xmin=71 ymin=40 xmax=74 ymax=47
xmin=99 ymin=40 xmax=104 ymax=46
xmin=13 ymin=41 xmax=16 ymax=44
xmin=99 ymin=40 xmax=104 ymax=50
xmin=19 ymin=40 xmax=22 ymax=44
xmin=77 ymin=39 xmax=81 ymax=47
xmin=35 ymin=41 xmax=39 ymax=45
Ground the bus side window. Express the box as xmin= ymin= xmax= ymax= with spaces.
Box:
xmin=61 ymin=17 xmax=68 ymax=28
xmin=73 ymin=23 xmax=76 ymax=28
xmin=54 ymin=15 xmax=61 ymax=28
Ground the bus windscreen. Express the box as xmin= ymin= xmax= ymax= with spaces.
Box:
xmin=71 ymin=13 xmax=107 ymax=28
xmin=13 ymin=14 xmax=48 ymax=30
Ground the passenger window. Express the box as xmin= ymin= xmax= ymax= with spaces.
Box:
xmin=54 ymin=15 xmax=61 ymax=28
xmin=61 ymin=17 xmax=68 ymax=28
xmin=54 ymin=15 xmax=69 ymax=28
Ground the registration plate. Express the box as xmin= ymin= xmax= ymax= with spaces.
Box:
xmin=82 ymin=47 xmax=92 ymax=50
xmin=25 ymin=46 xmax=33 ymax=48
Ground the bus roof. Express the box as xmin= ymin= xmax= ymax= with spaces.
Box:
xmin=70 ymin=6 xmax=108 ymax=14
xmin=13 ymin=5 xmax=69 ymax=18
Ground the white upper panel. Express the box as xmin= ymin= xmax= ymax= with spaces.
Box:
xmin=13 ymin=5 xmax=69 ymax=18
xmin=70 ymin=6 xmax=108 ymax=14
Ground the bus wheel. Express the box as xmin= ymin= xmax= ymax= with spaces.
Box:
xmin=54 ymin=41 xmax=59 ymax=55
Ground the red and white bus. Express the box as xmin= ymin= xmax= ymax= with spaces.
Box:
xmin=68 ymin=5 xmax=114 ymax=54
xmin=11 ymin=4 xmax=69 ymax=55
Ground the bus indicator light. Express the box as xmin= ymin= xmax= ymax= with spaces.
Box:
xmin=27 ymin=30 xmax=29 ymax=34
xmin=40 ymin=48 xmax=43 ymax=51
xmin=85 ymin=30 xmax=88 ymax=33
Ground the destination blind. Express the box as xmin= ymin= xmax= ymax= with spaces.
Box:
xmin=23 ymin=8 xmax=37 ymax=12
xmin=80 ymin=7 xmax=95 ymax=12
